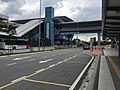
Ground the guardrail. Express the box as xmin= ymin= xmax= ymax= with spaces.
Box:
xmin=0 ymin=47 xmax=54 ymax=55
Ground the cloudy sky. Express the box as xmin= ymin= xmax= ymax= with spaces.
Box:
xmin=0 ymin=0 xmax=102 ymax=21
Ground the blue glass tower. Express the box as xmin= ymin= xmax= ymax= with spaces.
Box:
xmin=44 ymin=7 xmax=54 ymax=46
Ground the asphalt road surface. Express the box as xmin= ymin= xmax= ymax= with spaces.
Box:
xmin=0 ymin=48 xmax=92 ymax=90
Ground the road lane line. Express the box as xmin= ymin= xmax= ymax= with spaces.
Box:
xmin=29 ymin=59 xmax=35 ymax=62
xmin=13 ymin=56 xmax=31 ymax=61
xmin=27 ymin=56 xmax=78 ymax=78
xmin=7 ymin=63 xmax=17 ymax=66
xmin=0 ymin=55 xmax=79 ymax=89
xmin=39 ymin=59 xmax=53 ymax=64
xmin=24 ymin=78 xmax=71 ymax=88
xmin=57 ymin=61 xmax=63 ymax=64
xmin=11 ymin=76 xmax=27 ymax=83
xmin=108 ymin=56 xmax=120 ymax=80
xmin=69 ymin=57 xmax=72 ymax=59
xmin=49 ymin=64 xmax=56 ymax=68
xmin=13 ymin=58 xmax=23 ymax=61
xmin=64 ymin=59 xmax=69 ymax=62
xmin=0 ymin=76 xmax=26 ymax=90
xmin=35 ymin=69 xmax=45 ymax=73
xmin=0 ymin=82 xmax=16 ymax=90
xmin=22 ymin=56 xmax=31 ymax=59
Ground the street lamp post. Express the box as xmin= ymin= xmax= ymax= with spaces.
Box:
xmin=77 ymin=23 xmax=78 ymax=39
xmin=38 ymin=0 xmax=42 ymax=51
xmin=8 ymin=29 xmax=16 ymax=54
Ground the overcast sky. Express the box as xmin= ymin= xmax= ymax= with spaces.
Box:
xmin=0 ymin=0 xmax=102 ymax=21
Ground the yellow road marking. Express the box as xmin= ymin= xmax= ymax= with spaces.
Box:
xmin=0 ymin=82 xmax=15 ymax=90
xmin=108 ymin=56 xmax=120 ymax=80
xmin=0 ymin=76 xmax=26 ymax=90
xmin=0 ymin=55 xmax=78 ymax=89
xmin=24 ymin=78 xmax=71 ymax=88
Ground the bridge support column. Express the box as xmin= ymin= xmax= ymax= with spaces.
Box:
xmin=111 ymin=37 xmax=115 ymax=48
xmin=97 ymin=32 xmax=101 ymax=46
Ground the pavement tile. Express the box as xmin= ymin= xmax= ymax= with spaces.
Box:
xmin=90 ymin=48 xmax=103 ymax=56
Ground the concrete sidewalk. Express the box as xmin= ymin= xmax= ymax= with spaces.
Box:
xmin=94 ymin=46 xmax=120 ymax=90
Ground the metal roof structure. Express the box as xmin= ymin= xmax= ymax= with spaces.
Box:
xmin=15 ymin=20 xmax=43 ymax=37
xmin=0 ymin=14 xmax=8 ymax=20
xmin=0 ymin=16 xmax=72 ymax=37
xmin=0 ymin=31 xmax=9 ymax=36
xmin=0 ymin=19 xmax=43 ymax=37
xmin=0 ymin=15 xmax=101 ymax=37
xmin=11 ymin=16 xmax=74 ymax=24
xmin=102 ymin=0 xmax=120 ymax=38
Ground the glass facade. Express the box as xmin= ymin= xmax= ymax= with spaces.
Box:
xmin=46 ymin=23 xmax=50 ymax=39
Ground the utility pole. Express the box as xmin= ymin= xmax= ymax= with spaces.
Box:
xmin=38 ymin=0 xmax=42 ymax=51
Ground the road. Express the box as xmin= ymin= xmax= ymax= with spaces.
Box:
xmin=0 ymin=48 xmax=92 ymax=90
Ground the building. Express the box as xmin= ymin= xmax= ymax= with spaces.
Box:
xmin=0 ymin=7 xmax=101 ymax=47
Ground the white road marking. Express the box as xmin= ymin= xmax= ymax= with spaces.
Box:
xmin=29 ymin=59 xmax=35 ymax=62
xmin=23 ymin=56 xmax=31 ymax=59
xmin=11 ymin=76 xmax=26 ymax=83
xmin=72 ymin=55 xmax=77 ymax=58
xmin=39 ymin=59 xmax=53 ymax=64
xmin=7 ymin=63 xmax=17 ymax=66
xmin=69 ymin=57 xmax=72 ymax=59
xmin=13 ymin=56 xmax=31 ymax=61
xmin=64 ymin=59 xmax=68 ymax=62
xmin=13 ymin=58 xmax=23 ymax=61
xmin=58 ymin=61 xmax=63 ymax=64
xmin=49 ymin=64 xmax=56 ymax=68
xmin=36 ymin=69 xmax=45 ymax=73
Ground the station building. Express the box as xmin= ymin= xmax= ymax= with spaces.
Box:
xmin=0 ymin=7 xmax=101 ymax=47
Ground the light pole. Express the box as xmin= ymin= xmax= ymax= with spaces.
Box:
xmin=77 ymin=22 xmax=78 ymax=39
xmin=38 ymin=0 xmax=42 ymax=51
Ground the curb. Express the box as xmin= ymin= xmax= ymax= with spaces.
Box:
xmin=69 ymin=52 xmax=95 ymax=90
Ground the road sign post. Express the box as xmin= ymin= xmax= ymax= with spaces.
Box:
xmin=90 ymin=38 xmax=93 ymax=52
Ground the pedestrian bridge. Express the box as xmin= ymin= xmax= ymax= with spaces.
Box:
xmin=55 ymin=20 xmax=102 ymax=46
xmin=55 ymin=20 xmax=101 ymax=34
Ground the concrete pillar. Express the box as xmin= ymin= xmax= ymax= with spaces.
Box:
xmin=97 ymin=32 xmax=101 ymax=46
xmin=111 ymin=37 xmax=115 ymax=48
xmin=118 ymin=38 xmax=120 ymax=57
xmin=44 ymin=7 xmax=54 ymax=46
xmin=115 ymin=38 xmax=118 ymax=50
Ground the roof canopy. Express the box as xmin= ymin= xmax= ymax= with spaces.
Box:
xmin=102 ymin=0 xmax=120 ymax=38
xmin=11 ymin=16 xmax=74 ymax=24
xmin=0 ymin=14 xmax=8 ymax=20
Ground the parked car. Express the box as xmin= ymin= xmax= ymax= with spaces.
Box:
xmin=83 ymin=44 xmax=90 ymax=50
